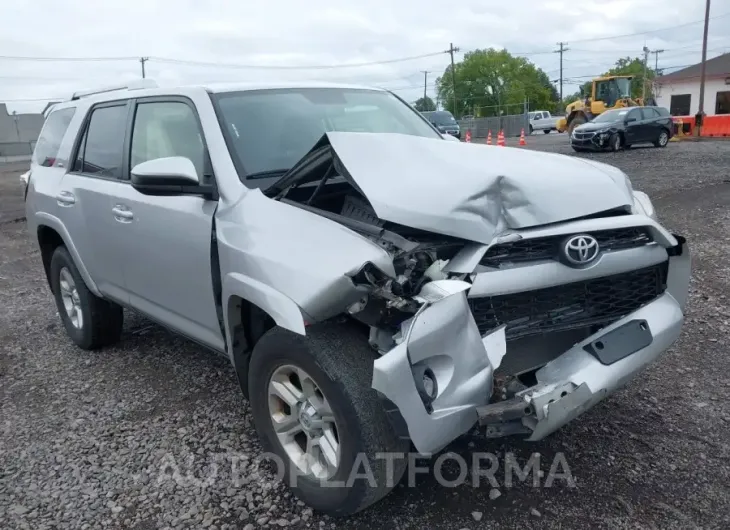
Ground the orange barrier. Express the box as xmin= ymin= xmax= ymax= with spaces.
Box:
xmin=486 ymin=130 xmax=492 ymax=145
xmin=465 ymin=130 xmax=472 ymax=143
xmin=700 ymin=115 xmax=730 ymax=137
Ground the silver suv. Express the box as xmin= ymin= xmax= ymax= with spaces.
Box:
xmin=25 ymin=79 xmax=691 ymax=515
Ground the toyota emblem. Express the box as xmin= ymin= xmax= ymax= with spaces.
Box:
xmin=562 ymin=234 xmax=600 ymax=266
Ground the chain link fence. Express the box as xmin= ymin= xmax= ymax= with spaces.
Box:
xmin=458 ymin=113 xmax=530 ymax=139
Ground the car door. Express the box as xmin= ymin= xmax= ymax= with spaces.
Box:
xmin=623 ymin=108 xmax=643 ymax=144
xmin=641 ymin=107 xmax=661 ymax=141
xmin=110 ymin=97 xmax=225 ymax=352
xmin=56 ymin=101 xmax=132 ymax=303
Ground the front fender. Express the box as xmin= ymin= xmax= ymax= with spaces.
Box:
xmin=222 ymin=272 xmax=308 ymax=357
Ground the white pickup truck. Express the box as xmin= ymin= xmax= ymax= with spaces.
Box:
xmin=528 ymin=110 xmax=559 ymax=134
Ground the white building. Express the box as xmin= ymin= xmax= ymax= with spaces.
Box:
xmin=655 ymin=52 xmax=730 ymax=117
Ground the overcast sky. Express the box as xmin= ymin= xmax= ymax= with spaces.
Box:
xmin=2 ymin=0 xmax=730 ymax=114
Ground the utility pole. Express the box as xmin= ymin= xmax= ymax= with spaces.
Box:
xmin=642 ymin=46 xmax=650 ymax=100
xmin=554 ymin=42 xmax=568 ymax=101
xmin=652 ymin=49 xmax=665 ymax=72
xmin=449 ymin=43 xmax=459 ymax=116
xmin=140 ymin=57 xmax=149 ymax=79
xmin=697 ymin=0 xmax=711 ymax=136
xmin=421 ymin=70 xmax=430 ymax=103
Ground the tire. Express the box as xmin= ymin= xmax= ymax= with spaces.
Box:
xmin=50 ymin=246 xmax=123 ymax=350
xmin=248 ymin=324 xmax=409 ymax=516
xmin=654 ymin=129 xmax=669 ymax=148
xmin=567 ymin=115 xmax=586 ymax=135
xmin=543 ymin=129 xmax=551 ymax=134
xmin=529 ymin=125 xmax=534 ymax=134
xmin=609 ymin=133 xmax=622 ymax=152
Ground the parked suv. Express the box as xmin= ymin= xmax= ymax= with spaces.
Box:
xmin=26 ymin=80 xmax=690 ymax=515
xmin=571 ymin=106 xmax=673 ymax=152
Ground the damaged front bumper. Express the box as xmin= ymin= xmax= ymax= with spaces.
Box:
xmin=372 ymin=238 xmax=690 ymax=455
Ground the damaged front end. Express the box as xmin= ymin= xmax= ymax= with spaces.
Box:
xmin=264 ymin=131 xmax=691 ymax=455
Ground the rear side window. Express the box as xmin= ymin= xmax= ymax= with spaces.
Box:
xmin=32 ymin=107 xmax=76 ymax=167
xmin=73 ymin=104 xmax=127 ymax=178
xmin=641 ymin=107 xmax=659 ymax=119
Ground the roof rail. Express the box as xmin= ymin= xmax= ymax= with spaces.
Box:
xmin=70 ymin=79 xmax=158 ymax=100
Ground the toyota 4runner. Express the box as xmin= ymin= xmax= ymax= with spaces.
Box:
xmin=25 ymin=79 xmax=691 ymax=515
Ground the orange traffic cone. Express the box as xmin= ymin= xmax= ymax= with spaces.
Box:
xmin=486 ymin=130 xmax=492 ymax=145
xmin=497 ymin=130 xmax=505 ymax=147
xmin=465 ymin=130 xmax=472 ymax=143
xmin=519 ymin=128 xmax=527 ymax=146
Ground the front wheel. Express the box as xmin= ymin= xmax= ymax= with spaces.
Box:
xmin=248 ymin=324 xmax=409 ymax=516
xmin=543 ymin=129 xmax=551 ymax=134
xmin=609 ymin=133 xmax=622 ymax=152
xmin=654 ymin=129 xmax=669 ymax=147
xmin=529 ymin=125 xmax=534 ymax=134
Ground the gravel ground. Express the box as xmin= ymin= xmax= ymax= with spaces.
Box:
xmin=2 ymin=139 xmax=730 ymax=530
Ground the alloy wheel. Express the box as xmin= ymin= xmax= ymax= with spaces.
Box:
xmin=268 ymin=364 xmax=340 ymax=480
xmin=59 ymin=267 xmax=83 ymax=329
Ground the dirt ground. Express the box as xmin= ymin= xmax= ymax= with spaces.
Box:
xmin=1 ymin=138 xmax=729 ymax=530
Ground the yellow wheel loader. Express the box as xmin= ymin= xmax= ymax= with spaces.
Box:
xmin=556 ymin=76 xmax=651 ymax=134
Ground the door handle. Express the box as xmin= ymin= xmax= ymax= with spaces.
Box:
xmin=112 ymin=205 xmax=134 ymax=222
xmin=56 ymin=191 xmax=76 ymax=206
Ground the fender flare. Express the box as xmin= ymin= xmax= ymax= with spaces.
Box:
xmin=35 ymin=212 xmax=102 ymax=297
xmin=222 ymin=272 xmax=307 ymax=356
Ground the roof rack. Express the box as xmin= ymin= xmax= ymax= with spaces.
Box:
xmin=70 ymin=79 xmax=158 ymax=100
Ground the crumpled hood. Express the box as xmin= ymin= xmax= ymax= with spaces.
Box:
xmin=326 ymin=131 xmax=634 ymax=244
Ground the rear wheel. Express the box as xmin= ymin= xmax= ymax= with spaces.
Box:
xmin=543 ymin=129 xmax=551 ymax=134
xmin=50 ymin=246 xmax=123 ymax=349
xmin=654 ymin=129 xmax=669 ymax=147
xmin=248 ymin=324 xmax=409 ymax=516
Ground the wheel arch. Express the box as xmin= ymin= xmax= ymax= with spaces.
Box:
xmin=35 ymin=214 xmax=101 ymax=297
xmin=223 ymin=272 xmax=309 ymax=397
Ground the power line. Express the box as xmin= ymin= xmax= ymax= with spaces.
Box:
xmin=0 ymin=55 xmax=138 ymax=62
xmin=147 ymin=51 xmax=448 ymax=70
xmin=568 ymin=12 xmax=730 ymax=43
xmin=0 ymin=50 xmax=449 ymax=69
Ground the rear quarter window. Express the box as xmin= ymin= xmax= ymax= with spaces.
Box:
xmin=32 ymin=107 xmax=76 ymax=167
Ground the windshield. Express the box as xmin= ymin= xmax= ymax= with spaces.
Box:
xmin=427 ymin=111 xmax=457 ymax=125
xmin=213 ymin=88 xmax=440 ymax=178
xmin=592 ymin=109 xmax=629 ymax=123
xmin=615 ymin=78 xmax=631 ymax=98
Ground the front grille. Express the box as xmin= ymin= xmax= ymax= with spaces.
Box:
xmin=573 ymin=131 xmax=595 ymax=140
xmin=480 ymin=227 xmax=652 ymax=268
xmin=468 ymin=262 xmax=668 ymax=340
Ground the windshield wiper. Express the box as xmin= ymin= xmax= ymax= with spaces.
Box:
xmin=246 ymin=168 xmax=290 ymax=179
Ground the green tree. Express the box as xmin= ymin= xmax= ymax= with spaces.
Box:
xmin=435 ymin=48 xmax=557 ymax=118
xmin=413 ymin=96 xmax=436 ymax=112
